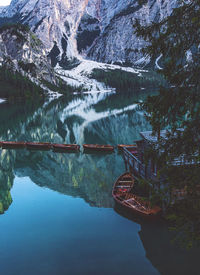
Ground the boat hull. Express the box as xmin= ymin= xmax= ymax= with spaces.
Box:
xmin=83 ymin=144 xmax=114 ymax=152
xmin=52 ymin=144 xmax=80 ymax=152
xmin=114 ymin=200 xmax=161 ymax=220
xmin=26 ymin=142 xmax=52 ymax=150
xmin=1 ymin=141 xmax=26 ymax=149
xmin=112 ymin=172 xmax=161 ymax=218
xmin=113 ymin=197 xmax=161 ymax=219
xmin=112 ymin=172 xmax=135 ymax=198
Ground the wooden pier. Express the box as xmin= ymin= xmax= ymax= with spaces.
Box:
xmin=0 ymin=142 xmax=134 ymax=154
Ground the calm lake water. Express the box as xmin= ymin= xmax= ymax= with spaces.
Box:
xmin=0 ymin=91 xmax=200 ymax=275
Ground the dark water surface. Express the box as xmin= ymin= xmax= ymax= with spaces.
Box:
xmin=0 ymin=91 xmax=200 ymax=275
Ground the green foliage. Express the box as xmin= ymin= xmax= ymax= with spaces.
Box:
xmin=18 ymin=61 xmax=36 ymax=74
xmin=30 ymin=33 xmax=42 ymax=48
xmin=41 ymin=77 xmax=86 ymax=95
xmin=72 ymin=175 xmax=79 ymax=188
xmin=90 ymin=69 xmax=166 ymax=93
xmin=137 ymin=0 xmax=147 ymax=6
xmin=166 ymin=196 xmax=200 ymax=249
xmin=134 ymin=0 xmax=200 ymax=247
xmin=0 ymin=23 xmax=30 ymax=42
xmin=0 ymin=22 xmax=29 ymax=32
xmin=0 ymin=14 xmax=23 ymax=28
xmin=134 ymin=0 xmax=200 ymax=159
xmin=0 ymin=202 xmax=3 ymax=214
xmin=0 ymin=173 xmax=13 ymax=215
xmin=0 ymin=66 xmax=45 ymax=99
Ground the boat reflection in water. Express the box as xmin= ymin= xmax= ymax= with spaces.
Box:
xmin=0 ymin=91 xmax=200 ymax=274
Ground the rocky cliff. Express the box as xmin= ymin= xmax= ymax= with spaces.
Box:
xmin=0 ymin=0 xmax=178 ymax=67
xmin=81 ymin=0 xmax=178 ymax=66
xmin=0 ymin=0 xmax=90 ymax=67
xmin=0 ymin=24 xmax=56 ymax=85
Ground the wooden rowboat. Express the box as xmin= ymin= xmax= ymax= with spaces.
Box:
xmin=26 ymin=142 xmax=52 ymax=150
xmin=112 ymin=172 xmax=161 ymax=218
xmin=1 ymin=141 xmax=26 ymax=149
xmin=112 ymin=172 xmax=135 ymax=196
xmin=83 ymin=144 xmax=114 ymax=152
xmin=52 ymin=144 xmax=80 ymax=152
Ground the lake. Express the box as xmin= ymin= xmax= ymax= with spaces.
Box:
xmin=0 ymin=91 xmax=199 ymax=275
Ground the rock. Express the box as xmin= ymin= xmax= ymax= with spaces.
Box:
xmin=0 ymin=0 xmax=90 ymax=66
xmin=0 ymin=0 xmax=178 ymax=67
xmin=0 ymin=24 xmax=56 ymax=84
xmin=85 ymin=0 xmax=179 ymax=66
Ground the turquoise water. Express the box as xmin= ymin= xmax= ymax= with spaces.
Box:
xmin=0 ymin=91 xmax=200 ymax=274
xmin=0 ymin=176 xmax=158 ymax=275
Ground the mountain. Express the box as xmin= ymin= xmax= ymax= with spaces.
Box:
xmin=84 ymin=0 xmax=178 ymax=66
xmin=0 ymin=0 xmax=90 ymax=68
xmin=0 ymin=23 xmax=61 ymax=98
xmin=0 ymin=23 xmax=55 ymax=82
xmin=0 ymin=0 xmax=178 ymax=67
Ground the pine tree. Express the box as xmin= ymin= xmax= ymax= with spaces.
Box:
xmin=134 ymin=0 xmax=200 ymax=247
xmin=134 ymin=0 xmax=200 ymax=163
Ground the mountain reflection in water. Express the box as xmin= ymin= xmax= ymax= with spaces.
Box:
xmin=0 ymin=90 xmax=151 ymax=212
xmin=0 ymin=91 xmax=200 ymax=275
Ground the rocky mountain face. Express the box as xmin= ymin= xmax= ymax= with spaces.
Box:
xmin=81 ymin=0 xmax=178 ymax=66
xmin=0 ymin=0 xmax=178 ymax=67
xmin=0 ymin=7 xmax=6 ymax=13
xmin=0 ymin=0 xmax=90 ymax=68
xmin=0 ymin=24 xmax=56 ymax=88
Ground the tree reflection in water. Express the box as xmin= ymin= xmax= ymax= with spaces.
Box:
xmin=114 ymin=205 xmax=200 ymax=275
xmin=1 ymin=91 xmax=199 ymax=274
xmin=0 ymin=90 xmax=151 ymax=213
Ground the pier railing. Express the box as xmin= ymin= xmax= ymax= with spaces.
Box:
xmin=123 ymin=147 xmax=146 ymax=179
xmin=123 ymin=147 xmax=158 ymax=181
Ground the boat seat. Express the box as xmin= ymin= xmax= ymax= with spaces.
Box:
xmin=125 ymin=198 xmax=135 ymax=202
xmin=125 ymin=198 xmax=147 ymax=210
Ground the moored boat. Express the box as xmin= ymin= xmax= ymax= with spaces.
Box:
xmin=83 ymin=144 xmax=114 ymax=152
xmin=112 ymin=172 xmax=135 ymax=195
xmin=26 ymin=142 xmax=52 ymax=150
xmin=112 ymin=172 xmax=161 ymax=218
xmin=1 ymin=141 xmax=26 ymax=149
xmin=52 ymin=144 xmax=80 ymax=152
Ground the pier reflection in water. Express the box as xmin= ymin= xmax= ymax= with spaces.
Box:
xmin=0 ymin=91 xmax=200 ymax=275
xmin=0 ymin=90 xmax=151 ymax=212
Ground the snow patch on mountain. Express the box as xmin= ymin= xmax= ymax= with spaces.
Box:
xmin=56 ymin=58 xmax=147 ymax=94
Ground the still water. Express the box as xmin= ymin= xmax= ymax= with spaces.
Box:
xmin=0 ymin=91 xmax=199 ymax=275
